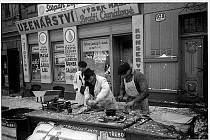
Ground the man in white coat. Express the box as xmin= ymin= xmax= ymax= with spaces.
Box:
xmin=83 ymin=68 xmax=117 ymax=110
xmin=73 ymin=61 xmax=87 ymax=106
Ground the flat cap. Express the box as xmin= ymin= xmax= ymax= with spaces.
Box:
xmin=118 ymin=62 xmax=130 ymax=75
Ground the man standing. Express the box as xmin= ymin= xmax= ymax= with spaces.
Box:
xmin=118 ymin=62 xmax=149 ymax=114
xmin=73 ymin=61 xmax=87 ymax=106
xmin=83 ymin=68 xmax=117 ymax=110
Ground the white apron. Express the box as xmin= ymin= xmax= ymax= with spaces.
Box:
xmin=124 ymin=77 xmax=149 ymax=113
xmin=75 ymin=74 xmax=85 ymax=106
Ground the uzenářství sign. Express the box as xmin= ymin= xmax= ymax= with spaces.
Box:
xmin=16 ymin=3 xmax=139 ymax=34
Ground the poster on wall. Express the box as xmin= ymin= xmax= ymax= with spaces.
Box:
xmin=31 ymin=46 xmax=41 ymax=80
xmin=21 ymin=35 xmax=30 ymax=82
xmin=82 ymin=38 xmax=111 ymax=88
xmin=132 ymin=15 xmax=144 ymax=73
xmin=38 ymin=31 xmax=52 ymax=83
xmin=63 ymin=26 xmax=78 ymax=84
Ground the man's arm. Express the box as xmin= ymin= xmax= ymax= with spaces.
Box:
xmin=95 ymin=77 xmax=110 ymax=103
xmin=84 ymin=87 xmax=90 ymax=106
xmin=73 ymin=72 xmax=79 ymax=91
xmin=119 ymin=76 xmax=125 ymax=98
xmin=134 ymin=72 xmax=149 ymax=103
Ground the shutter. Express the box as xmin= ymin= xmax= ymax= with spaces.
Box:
xmin=28 ymin=33 xmax=38 ymax=44
xmin=50 ymin=29 xmax=63 ymax=42
xmin=78 ymin=17 xmax=132 ymax=38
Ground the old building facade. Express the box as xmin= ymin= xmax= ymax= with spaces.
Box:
xmin=1 ymin=3 xmax=208 ymax=104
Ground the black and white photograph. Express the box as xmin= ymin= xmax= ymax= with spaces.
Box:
xmin=1 ymin=2 xmax=208 ymax=140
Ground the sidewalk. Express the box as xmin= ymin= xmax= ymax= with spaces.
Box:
xmin=1 ymin=96 xmax=42 ymax=110
xmin=1 ymin=96 xmax=78 ymax=110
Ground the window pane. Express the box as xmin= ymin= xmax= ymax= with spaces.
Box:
xmin=54 ymin=44 xmax=65 ymax=81
xmin=181 ymin=12 xmax=207 ymax=34
xmin=4 ymin=4 xmax=11 ymax=18
xmin=31 ymin=46 xmax=41 ymax=80
xmin=82 ymin=38 xmax=111 ymax=88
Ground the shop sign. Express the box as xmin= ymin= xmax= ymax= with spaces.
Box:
xmin=63 ymin=26 xmax=78 ymax=84
xmin=63 ymin=124 xmax=125 ymax=140
xmin=16 ymin=4 xmax=139 ymax=34
xmin=155 ymin=13 xmax=165 ymax=22
xmin=38 ymin=4 xmax=91 ymax=16
xmin=38 ymin=31 xmax=52 ymax=83
xmin=132 ymin=15 xmax=144 ymax=73
xmin=15 ymin=9 xmax=78 ymax=34
xmin=99 ymin=130 xmax=125 ymax=140
xmin=76 ymin=3 xmax=139 ymax=24
xmin=82 ymin=38 xmax=109 ymax=52
xmin=21 ymin=35 xmax=30 ymax=82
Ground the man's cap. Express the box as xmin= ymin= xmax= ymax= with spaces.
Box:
xmin=78 ymin=61 xmax=87 ymax=68
xmin=118 ymin=62 xmax=131 ymax=75
xmin=83 ymin=68 xmax=95 ymax=81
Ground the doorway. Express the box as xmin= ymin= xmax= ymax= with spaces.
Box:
xmin=112 ymin=34 xmax=132 ymax=96
xmin=7 ymin=49 xmax=20 ymax=94
xmin=181 ymin=37 xmax=205 ymax=100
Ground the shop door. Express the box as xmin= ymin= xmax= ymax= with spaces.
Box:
xmin=112 ymin=34 xmax=132 ymax=97
xmin=7 ymin=49 xmax=20 ymax=94
xmin=181 ymin=37 xmax=204 ymax=98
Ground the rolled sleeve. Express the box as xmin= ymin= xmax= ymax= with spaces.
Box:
xmin=84 ymin=87 xmax=90 ymax=106
xmin=95 ymin=78 xmax=110 ymax=103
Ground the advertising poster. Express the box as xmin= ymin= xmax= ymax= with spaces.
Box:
xmin=82 ymin=38 xmax=111 ymax=88
xmin=132 ymin=15 xmax=144 ymax=73
xmin=21 ymin=34 xmax=30 ymax=82
xmin=38 ymin=31 xmax=52 ymax=83
xmin=31 ymin=46 xmax=41 ymax=80
xmin=63 ymin=26 xmax=78 ymax=84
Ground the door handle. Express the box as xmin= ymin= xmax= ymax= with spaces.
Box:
xmin=195 ymin=67 xmax=203 ymax=72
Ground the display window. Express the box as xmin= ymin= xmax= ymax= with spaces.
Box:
xmin=81 ymin=37 xmax=111 ymax=88
xmin=31 ymin=45 xmax=41 ymax=80
xmin=53 ymin=43 xmax=65 ymax=82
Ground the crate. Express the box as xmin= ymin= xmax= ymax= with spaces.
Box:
xmin=2 ymin=108 xmax=34 ymax=140
xmin=32 ymin=90 xmax=61 ymax=103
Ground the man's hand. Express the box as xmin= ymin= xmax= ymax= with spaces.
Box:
xmin=126 ymin=100 xmax=135 ymax=107
xmin=117 ymin=95 xmax=123 ymax=101
xmin=87 ymin=100 xmax=97 ymax=107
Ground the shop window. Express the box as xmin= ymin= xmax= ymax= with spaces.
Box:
xmin=53 ymin=43 xmax=65 ymax=82
xmin=31 ymin=45 xmax=41 ymax=81
xmin=180 ymin=12 xmax=207 ymax=34
xmin=81 ymin=37 xmax=111 ymax=87
xmin=3 ymin=4 xmax=11 ymax=18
